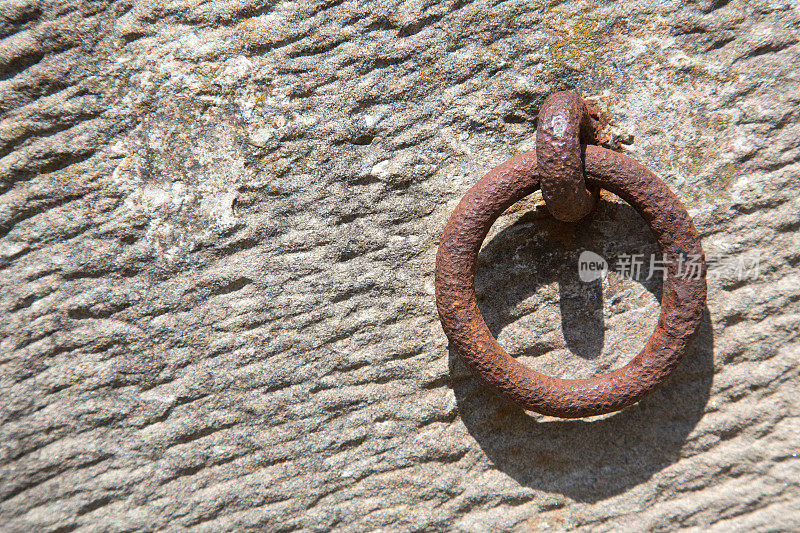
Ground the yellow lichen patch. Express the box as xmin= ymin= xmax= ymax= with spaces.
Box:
xmin=699 ymin=188 xmax=720 ymax=205
xmin=715 ymin=67 xmax=740 ymax=84
xmin=45 ymin=162 xmax=89 ymax=183
xmin=190 ymin=64 xmax=222 ymax=90
xmin=239 ymin=17 xmax=259 ymax=33
xmin=544 ymin=4 xmax=606 ymax=71
xmin=253 ymin=92 xmax=269 ymax=108
xmin=685 ymin=142 xmax=719 ymax=178
xmin=418 ymin=63 xmax=442 ymax=85
xmin=715 ymin=162 xmax=738 ymax=188
xmin=710 ymin=112 xmax=733 ymax=132
xmin=248 ymin=148 xmax=297 ymax=178
xmin=457 ymin=2 xmax=484 ymax=26
xmin=238 ymin=17 xmax=271 ymax=48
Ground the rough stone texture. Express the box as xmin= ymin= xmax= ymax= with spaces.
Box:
xmin=0 ymin=0 xmax=798 ymax=531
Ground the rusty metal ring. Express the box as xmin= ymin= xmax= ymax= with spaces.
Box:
xmin=435 ymin=146 xmax=707 ymax=419
xmin=537 ymin=91 xmax=599 ymax=222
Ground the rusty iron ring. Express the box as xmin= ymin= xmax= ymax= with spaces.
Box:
xmin=537 ymin=91 xmax=599 ymax=222
xmin=435 ymin=146 xmax=707 ymax=418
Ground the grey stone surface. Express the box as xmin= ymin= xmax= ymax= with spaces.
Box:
xmin=1 ymin=0 xmax=799 ymax=531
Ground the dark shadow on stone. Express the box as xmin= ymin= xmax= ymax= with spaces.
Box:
xmin=452 ymin=197 xmax=714 ymax=503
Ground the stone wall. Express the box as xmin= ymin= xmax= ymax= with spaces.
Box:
xmin=1 ymin=0 xmax=798 ymax=530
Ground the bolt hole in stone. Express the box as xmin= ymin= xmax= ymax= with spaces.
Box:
xmin=452 ymin=189 xmax=714 ymax=501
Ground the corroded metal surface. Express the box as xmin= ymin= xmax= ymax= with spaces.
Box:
xmin=537 ymin=91 xmax=599 ymax=222
xmin=435 ymin=147 xmax=707 ymax=418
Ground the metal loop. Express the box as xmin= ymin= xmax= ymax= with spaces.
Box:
xmin=435 ymin=145 xmax=707 ymax=419
xmin=536 ymin=91 xmax=598 ymax=222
